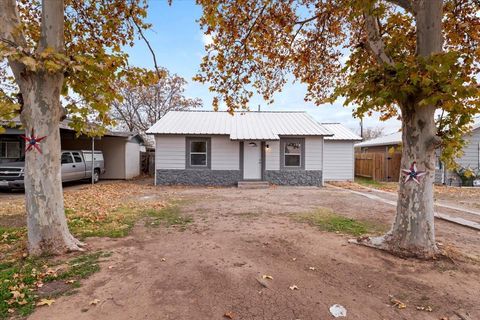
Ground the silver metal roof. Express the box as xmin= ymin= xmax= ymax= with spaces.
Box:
xmin=355 ymin=131 xmax=402 ymax=148
xmin=321 ymin=123 xmax=362 ymax=141
xmin=146 ymin=111 xmax=333 ymax=140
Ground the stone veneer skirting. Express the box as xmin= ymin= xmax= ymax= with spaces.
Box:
xmin=264 ymin=170 xmax=323 ymax=186
xmin=156 ymin=169 xmax=242 ymax=186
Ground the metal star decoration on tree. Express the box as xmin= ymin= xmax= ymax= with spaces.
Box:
xmin=21 ymin=128 xmax=47 ymax=154
xmin=402 ymin=161 xmax=427 ymax=184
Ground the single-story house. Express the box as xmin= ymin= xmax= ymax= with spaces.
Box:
xmin=146 ymin=110 xmax=360 ymax=186
xmin=0 ymin=120 xmax=143 ymax=180
xmin=354 ymin=123 xmax=480 ymax=185
xmin=321 ymin=123 xmax=362 ymax=181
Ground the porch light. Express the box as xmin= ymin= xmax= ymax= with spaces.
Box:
xmin=265 ymin=144 xmax=270 ymax=150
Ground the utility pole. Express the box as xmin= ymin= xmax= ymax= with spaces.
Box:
xmin=360 ymin=117 xmax=364 ymax=139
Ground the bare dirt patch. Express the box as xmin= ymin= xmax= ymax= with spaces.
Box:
xmin=21 ymin=183 xmax=480 ymax=320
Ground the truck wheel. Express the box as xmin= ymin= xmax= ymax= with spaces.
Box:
xmin=93 ymin=169 xmax=100 ymax=184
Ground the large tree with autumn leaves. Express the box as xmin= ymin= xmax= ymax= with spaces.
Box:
xmin=196 ymin=0 xmax=480 ymax=257
xmin=0 ymin=0 xmax=155 ymax=255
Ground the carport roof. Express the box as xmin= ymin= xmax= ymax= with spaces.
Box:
xmin=146 ymin=111 xmax=333 ymax=140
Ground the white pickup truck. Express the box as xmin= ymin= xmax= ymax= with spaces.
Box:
xmin=0 ymin=150 xmax=105 ymax=190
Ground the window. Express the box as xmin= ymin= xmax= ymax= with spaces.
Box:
xmin=281 ymin=138 xmax=304 ymax=169
xmin=61 ymin=153 xmax=73 ymax=164
xmin=186 ymin=137 xmax=210 ymax=169
xmin=190 ymin=140 xmax=207 ymax=166
xmin=72 ymin=152 xmax=83 ymax=163
xmin=284 ymin=142 xmax=301 ymax=167
xmin=0 ymin=140 xmax=20 ymax=159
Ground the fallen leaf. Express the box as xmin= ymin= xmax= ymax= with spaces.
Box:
xmin=18 ymin=299 xmax=28 ymax=305
xmin=65 ymin=280 xmax=76 ymax=284
xmin=389 ymin=296 xmax=406 ymax=309
xmin=161 ymin=258 xmax=166 ymax=262
xmin=416 ymin=305 xmax=432 ymax=312
xmin=11 ymin=290 xmax=24 ymax=299
xmin=37 ymin=299 xmax=55 ymax=306
xmin=223 ymin=311 xmax=234 ymax=319
xmin=308 ymin=267 xmax=316 ymax=271
xmin=90 ymin=299 xmax=101 ymax=305
xmin=289 ymin=285 xmax=299 ymax=290
xmin=262 ymin=275 xmax=273 ymax=280
xmin=292 ymin=257 xmax=297 ymax=261
xmin=7 ymin=309 xmax=14 ymax=314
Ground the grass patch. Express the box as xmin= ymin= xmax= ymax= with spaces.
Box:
xmin=355 ymin=177 xmax=385 ymax=188
xmin=0 ymin=251 xmax=109 ymax=319
xmin=145 ymin=205 xmax=193 ymax=229
xmin=355 ymin=177 xmax=398 ymax=192
xmin=0 ymin=227 xmax=27 ymax=264
xmin=295 ymin=208 xmax=386 ymax=236
xmin=67 ymin=206 xmax=140 ymax=238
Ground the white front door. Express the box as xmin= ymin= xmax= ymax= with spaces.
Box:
xmin=243 ymin=141 xmax=262 ymax=180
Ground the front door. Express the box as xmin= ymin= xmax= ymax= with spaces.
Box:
xmin=243 ymin=141 xmax=262 ymax=180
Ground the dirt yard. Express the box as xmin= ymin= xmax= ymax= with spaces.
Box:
xmin=3 ymin=181 xmax=470 ymax=320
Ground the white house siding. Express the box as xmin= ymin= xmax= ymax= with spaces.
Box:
xmin=155 ymin=135 xmax=186 ymax=170
xmin=305 ymin=137 xmax=323 ymax=170
xmin=211 ymin=136 xmax=239 ymax=170
xmin=458 ymin=129 xmax=480 ymax=169
xmin=125 ymin=140 xmax=140 ymax=179
xmin=265 ymin=141 xmax=280 ymax=170
xmin=324 ymin=141 xmax=355 ymax=181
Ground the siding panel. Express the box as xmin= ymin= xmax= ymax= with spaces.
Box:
xmin=265 ymin=141 xmax=280 ymax=170
xmin=324 ymin=141 xmax=354 ymax=181
xmin=155 ymin=136 xmax=185 ymax=169
xmin=211 ymin=136 xmax=239 ymax=170
xmin=458 ymin=129 xmax=480 ymax=169
xmin=305 ymin=137 xmax=323 ymax=170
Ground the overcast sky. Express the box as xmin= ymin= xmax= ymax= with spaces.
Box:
xmin=124 ymin=1 xmax=402 ymax=134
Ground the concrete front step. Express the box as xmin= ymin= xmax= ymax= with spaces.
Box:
xmin=237 ymin=180 xmax=270 ymax=189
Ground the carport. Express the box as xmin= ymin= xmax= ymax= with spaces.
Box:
xmin=0 ymin=120 xmax=143 ymax=180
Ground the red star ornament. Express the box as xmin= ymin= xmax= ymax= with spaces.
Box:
xmin=401 ymin=161 xmax=427 ymax=184
xmin=21 ymin=128 xmax=47 ymax=154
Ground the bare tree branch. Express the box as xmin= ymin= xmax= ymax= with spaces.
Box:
xmin=130 ymin=16 xmax=163 ymax=80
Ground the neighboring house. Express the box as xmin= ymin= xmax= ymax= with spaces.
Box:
xmin=321 ymin=123 xmax=362 ymax=181
xmin=0 ymin=120 xmax=143 ymax=180
xmin=355 ymin=131 xmax=402 ymax=154
xmin=354 ymin=123 xmax=480 ymax=185
xmin=147 ymin=111 xmax=358 ymax=187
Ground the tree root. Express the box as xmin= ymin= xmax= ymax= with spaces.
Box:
xmin=349 ymin=235 xmax=441 ymax=260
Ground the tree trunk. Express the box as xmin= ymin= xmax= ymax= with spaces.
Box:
xmin=19 ymin=0 xmax=83 ymax=255
xmin=21 ymin=74 xmax=83 ymax=255
xmin=385 ymin=105 xmax=439 ymax=257
xmin=362 ymin=1 xmax=443 ymax=258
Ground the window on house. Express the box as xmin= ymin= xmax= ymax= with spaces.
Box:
xmin=189 ymin=140 xmax=208 ymax=166
xmin=283 ymin=140 xmax=302 ymax=167
xmin=0 ymin=140 xmax=20 ymax=159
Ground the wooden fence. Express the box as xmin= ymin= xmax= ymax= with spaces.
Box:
xmin=355 ymin=152 xmax=402 ymax=182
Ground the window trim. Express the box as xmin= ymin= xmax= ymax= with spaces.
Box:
xmin=280 ymin=138 xmax=305 ymax=170
xmin=186 ymin=137 xmax=211 ymax=169
xmin=0 ymin=140 xmax=21 ymax=159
